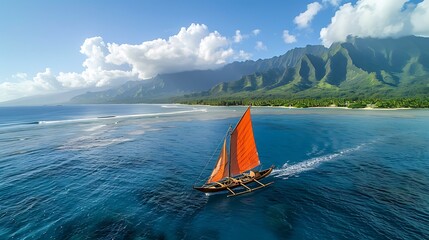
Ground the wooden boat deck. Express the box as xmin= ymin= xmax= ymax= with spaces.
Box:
xmin=193 ymin=166 xmax=274 ymax=196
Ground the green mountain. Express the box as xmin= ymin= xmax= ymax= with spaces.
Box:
xmin=70 ymin=45 xmax=327 ymax=103
xmin=199 ymin=36 xmax=429 ymax=100
xmin=71 ymin=36 xmax=429 ymax=104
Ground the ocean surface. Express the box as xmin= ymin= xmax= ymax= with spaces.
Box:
xmin=0 ymin=104 xmax=428 ymax=239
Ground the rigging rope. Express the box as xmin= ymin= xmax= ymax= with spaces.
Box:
xmin=193 ymin=129 xmax=230 ymax=186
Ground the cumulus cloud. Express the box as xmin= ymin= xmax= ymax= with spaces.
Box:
xmin=235 ymin=29 xmax=261 ymax=42
xmin=411 ymin=0 xmax=429 ymax=35
xmin=235 ymin=50 xmax=252 ymax=60
xmin=255 ymin=41 xmax=267 ymax=51
xmin=283 ymin=30 xmax=297 ymax=44
xmin=320 ymin=0 xmax=429 ymax=47
xmin=0 ymin=36 xmax=140 ymax=102
xmin=234 ymin=30 xmax=244 ymax=43
xmin=294 ymin=2 xmax=323 ymax=28
xmin=0 ymin=68 xmax=62 ymax=101
xmin=252 ymin=29 xmax=261 ymax=36
xmin=60 ymin=36 xmax=137 ymax=88
xmin=106 ymin=23 xmax=235 ymax=79
xmin=33 ymin=68 xmax=62 ymax=90
xmin=0 ymin=23 xmax=245 ymax=102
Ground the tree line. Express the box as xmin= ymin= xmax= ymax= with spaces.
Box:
xmin=179 ymin=97 xmax=429 ymax=108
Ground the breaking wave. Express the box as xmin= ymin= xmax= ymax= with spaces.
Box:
xmin=84 ymin=124 xmax=107 ymax=132
xmin=161 ymin=104 xmax=182 ymax=108
xmin=37 ymin=108 xmax=207 ymax=125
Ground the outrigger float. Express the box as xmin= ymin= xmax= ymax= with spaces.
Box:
xmin=193 ymin=106 xmax=274 ymax=197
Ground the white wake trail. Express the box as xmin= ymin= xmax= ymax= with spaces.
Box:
xmin=272 ymin=144 xmax=365 ymax=179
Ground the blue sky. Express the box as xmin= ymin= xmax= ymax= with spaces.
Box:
xmin=0 ymin=0 xmax=428 ymax=101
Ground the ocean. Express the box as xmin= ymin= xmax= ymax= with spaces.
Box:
xmin=0 ymin=104 xmax=428 ymax=239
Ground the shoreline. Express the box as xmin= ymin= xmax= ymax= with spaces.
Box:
xmin=307 ymin=106 xmax=413 ymax=110
xmin=184 ymin=104 xmax=415 ymax=111
xmin=178 ymin=97 xmax=429 ymax=109
xmin=0 ymin=102 xmax=420 ymax=110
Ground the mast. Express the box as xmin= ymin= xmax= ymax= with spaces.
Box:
xmin=228 ymin=125 xmax=232 ymax=178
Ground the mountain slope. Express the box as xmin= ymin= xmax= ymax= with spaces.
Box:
xmin=70 ymin=45 xmax=328 ymax=103
xmin=198 ymin=36 xmax=429 ymax=99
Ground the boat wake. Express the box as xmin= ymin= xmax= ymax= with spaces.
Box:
xmin=272 ymin=143 xmax=366 ymax=179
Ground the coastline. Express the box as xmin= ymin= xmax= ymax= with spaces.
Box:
xmin=307 ymin=106 xmax=413 ymax=110
xmin=180 ymin=104 xmax=415 ymax=111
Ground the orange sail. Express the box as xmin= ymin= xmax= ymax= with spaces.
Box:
xmin=229 ymin=107 xmax=260 ymax=176
xmin=207 ymin=139 xmax=229 ymax=183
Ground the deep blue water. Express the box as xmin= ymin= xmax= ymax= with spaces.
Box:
xmin=0 ymin=104 xmax=428 ymax=239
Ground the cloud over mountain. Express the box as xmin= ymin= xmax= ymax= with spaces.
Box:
xmin=320 ymin=0 xmax=429 ymax=46
xmin=58 ymin=37 xmax=137 ymax=88
xmin=107 ymin=23 xmax=235 ymax=79
xmin=0 ymin=23 xmax=245 ymax=102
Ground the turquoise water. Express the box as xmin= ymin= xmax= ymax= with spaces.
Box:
xmin=0 ymin=104 xmax=428 ymax=239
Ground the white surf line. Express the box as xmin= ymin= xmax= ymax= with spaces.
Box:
xmin=161 ymin=104 xmax=182 ymax=108
xmin=38 ymin=108 xmax=207 ymax=125
xmin=84 ymin=124 xmax=107 ymax=132
xmin=272 ymin=143 xmax=366 ymax=179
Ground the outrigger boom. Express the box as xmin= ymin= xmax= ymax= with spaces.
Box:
xmin=194 ymin=166 xmax=274 ymax=197
xmin=227 ymin=182 xmax=274 ymax=197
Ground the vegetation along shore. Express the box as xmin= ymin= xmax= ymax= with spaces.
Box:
xmin=178 ymin=97 xmax=429 ymax=109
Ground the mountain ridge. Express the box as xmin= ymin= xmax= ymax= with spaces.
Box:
xmin=191 ymin=35 xmax=429 ymax=100
xmin=70 ymin=45 xmax=328 ymax=103
xmin=71 ymin=36 xmax=429 ymax=104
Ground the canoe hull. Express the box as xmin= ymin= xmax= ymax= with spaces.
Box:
xmin=193 ymin=167 xmax=274 ymax=193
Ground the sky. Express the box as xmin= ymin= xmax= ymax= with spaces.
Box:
xmin=0 ymin=0 xmax=428 ymax=102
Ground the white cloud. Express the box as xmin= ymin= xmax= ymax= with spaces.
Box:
xmin=294 ymin=2 xmax=323 ymax=28
xmin=283 ymin=30 xmax=297 ymax=44
xmin=255 ymin=41 xmax=267 ymax=51
xmin=234 ymin=30 xmax=243 ymax=43
xmin=320 ymin=0 xmax=429 ymax=47
xmin=411 ymin=0 xmax=429 ymax=35
xmin=106 ymin=23 xmax=235 ymax=79
xmin=233 ymin=29 xmax=261 ymax=43
xmin=0 ymin=68 xmax=63 ymax=101
xmin=0 ymin=80 xmax=35 ymax=102
xmin=13 ymin=73 xmax=28 ymax=79
xmin=235 ymin=50 xmax=252 ymax=60
xmin=0 ymin=23 xmax=245 ymax=102
xmin=33 ymin=68 xmax=62 ymax=90
xmin=323 ymin=0 xmax=342 ymax=7
xmin=57 ymin=36 xmax=137 ymax=88
xmin=252 ymin=29 xmax=261 ymax=36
